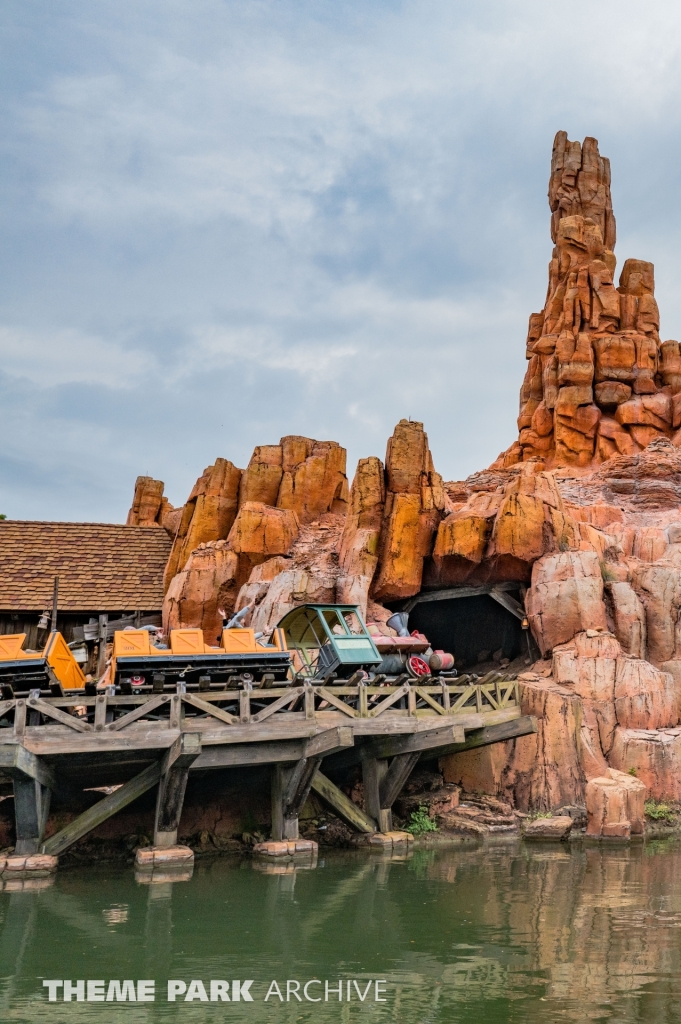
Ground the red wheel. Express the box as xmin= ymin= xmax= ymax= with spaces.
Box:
xmin=407 ymin=655 xmax=430 ymax=677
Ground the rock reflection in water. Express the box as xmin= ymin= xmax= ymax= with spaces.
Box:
xmin=0 ymin=841 xmax=680 ymax=1022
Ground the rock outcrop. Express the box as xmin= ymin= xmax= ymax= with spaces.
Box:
xmin=277 ymin=437 xmax=349 ymax=523
xmin=371 ymin=420 xmax=449 ymax=601
xmin=163 ymin=459 xmax=242 ymax=589
xmin=163 ymin=541 xmax=239 ymax=642
xmin=426 ymin=463 xmax=586 ymax=587
xmin=495 ymin=132 xmax=675 ymax=471
xmin=585 ymin=768 xmax=646 ymax=839
xmin=527 ymin=551 xmax=608 ymax=655
xmin=336 ymin=456 xmax=385 ymax=615
xmin=126 ymin=476 xmax=174 ymax=528
xmin=227 ymin=502 xmax=300 ymax=591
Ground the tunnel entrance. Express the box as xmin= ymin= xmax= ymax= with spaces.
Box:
xmin=405 ymin=585 xmax=529 ymax=671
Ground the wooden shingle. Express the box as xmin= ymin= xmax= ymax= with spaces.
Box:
xmin=0 ymin=522 xmax=172 ymax=611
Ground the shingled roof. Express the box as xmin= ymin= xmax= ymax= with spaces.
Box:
xmin=0 ymin=522 xmax=172 ymax=611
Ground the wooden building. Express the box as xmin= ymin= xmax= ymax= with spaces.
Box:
xmin=0 ymin=521 xmax=171 ymax=654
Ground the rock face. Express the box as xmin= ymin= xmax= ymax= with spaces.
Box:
xmin=126 ymin=476 xmax=174 ymax=528
xmin=608 ymin=728 xmax=681 ymax=801
xmin=227 ymin=502 xmax=300 ymax=591
xmin=277 ymin=437 xmax=349 ymax=523
xmin=164 ymin=459 xmax=242 ymax=588
xmin=444 ymin=627 xmax=680 ymax=812
xmin=371 ymin=420 xmax=449 ymax=601
xmin=163 ymin=541 xmax=239 ymax=642
xmin=496 ymin=132 xmax=675 ymax=471
xmin=585 ymin=769 xmax=646 ymax=839
xmin=527 ymin=551 xmax=607 ymax=653
xmin=336 ymin=456 xmax=385 ymax=615
xmin=427 ymin=463 xmax=585 ymax=587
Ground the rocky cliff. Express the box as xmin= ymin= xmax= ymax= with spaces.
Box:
xmin=127 ymin=132 xmax=681 ymax=824
xmin=499 ymin=131 xmax=676 ymax=470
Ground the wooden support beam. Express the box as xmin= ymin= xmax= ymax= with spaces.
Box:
xmin=13 ymin=775 xmax=51 ymax=855
xmin=28 ymin=697 xmax=91 ymax=733
xmin=310 ymin=769 xmax=377 ymax=834
xmin=285 ymin=756 xmax=322 ymax=819
xmin=366 ymin=723 xmax=465 ymax=760
xmin=489 ymin=587 xmax=526 ymax=621
xmin=154 ymin=733 xmax=201 ymax=848
xmin=304 ymin=726 xmax=353 ymax=759
xmin=42 ymin=759 xmax=163 ymax=856
xmin=271 ymin=764 xmax=291 ymax=841
xmin=268 ymin=729 xmax=354 ymax=841
xmin=107 ymin=693 xmax=169 ymax=732
xmin=379 ymin=751 xmax=421 ymax=810
xmin=181 ymin=692 xmax=238 ymax=725
xmin=192 ymin=726 xmax=353 ymax=770
xmin=419 ymin=715 xmax=537 ymax=760
xmin=362 ymin=756 xmax=391 ymax=831
xmin=320 ymin=723 xmax=466 ymax=772
xmin=97 ymin=614 xmax=108 ymax=679
xmin=0 ymin=745 xmax=56 ymax=855
xmin=271 ymin=757 xmax=322 ymax=842
xmin=0 ymin=745 xmax=56 ymax=790
xmin=403 ymin=581 xmax=520 ymax=612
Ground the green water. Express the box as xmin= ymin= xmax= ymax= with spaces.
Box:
xmin=2 ymin=839 xmax=681 ymax=1023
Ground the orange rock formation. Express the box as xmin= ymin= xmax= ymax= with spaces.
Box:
xmin=497 ymin=132 xmax=676 ymax=470
xmin=129 ymin=132 xmax=681 ymax=824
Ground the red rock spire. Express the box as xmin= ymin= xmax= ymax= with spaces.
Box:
xmin=498 ymin=132 xmax=677 ymax=471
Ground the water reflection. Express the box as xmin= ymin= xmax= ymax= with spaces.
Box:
xmin=0 ymin=840 xmax=680 ymax=1022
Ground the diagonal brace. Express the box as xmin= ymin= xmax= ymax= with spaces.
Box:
xmin=42 ymin=760 xmax=163 ymax=856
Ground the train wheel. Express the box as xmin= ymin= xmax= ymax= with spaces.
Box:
xmin=407 ymin=655 xmax=430 ymax=678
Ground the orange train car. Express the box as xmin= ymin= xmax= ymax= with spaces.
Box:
xmin=0 ymin=631 xmax=86 ymax=696
xmin=111 ymin=626 xmax=290 ymax=691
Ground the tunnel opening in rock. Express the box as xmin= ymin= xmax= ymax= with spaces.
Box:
xmin=407 ymin=592 xmax=528 ymax=671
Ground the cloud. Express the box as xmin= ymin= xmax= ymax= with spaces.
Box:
xmin=0 ymin=327 xmax=154 ymax=387
xmin=2 ymin=0 xmax=681 ymax=519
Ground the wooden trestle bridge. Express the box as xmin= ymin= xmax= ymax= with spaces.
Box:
xmin=0 ymin=672 xmax=535 ymax=859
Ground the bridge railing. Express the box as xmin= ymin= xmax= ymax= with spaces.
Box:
xmin=0 ymin=672 xmax=519 ymax=736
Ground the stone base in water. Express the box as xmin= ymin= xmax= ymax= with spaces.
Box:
xmin=1 ymin=854 xmax=58 ymax=878
xmin=135 ymin=845 xmax=195 ymax=884
xmin=253 ymin=839 xmax=318 ymax=858
xmin=135 ymin=845 xmax=194 ymax=867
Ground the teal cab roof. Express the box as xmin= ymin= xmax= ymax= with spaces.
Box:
xmin=276 ymin=604 xmax=381 ymax=661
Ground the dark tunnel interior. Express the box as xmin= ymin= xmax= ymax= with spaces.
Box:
xmin=408 ymin=594 xmax=527 ymax=669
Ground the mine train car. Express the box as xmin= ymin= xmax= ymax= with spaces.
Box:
xmin=111 ymin=624 xmax=291 ymax=691
xmin=0 ymin=603 xmax=456 ymax=697
xmin=0 ymin=630 xmax=86 ymax=697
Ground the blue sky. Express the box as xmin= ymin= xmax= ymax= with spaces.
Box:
xmin=2 ymin=1 xmax=681 ymax=521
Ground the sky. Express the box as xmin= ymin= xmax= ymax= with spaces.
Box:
xmin=2 ymin=1 xmax=681 ymax=522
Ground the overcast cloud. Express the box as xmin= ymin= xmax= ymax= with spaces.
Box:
xmin=2 ymin=0 xmax=681 ymax=520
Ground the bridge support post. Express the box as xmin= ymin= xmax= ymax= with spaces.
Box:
xmin=362 ymin=751 xmax=422 ymax=834
xmin=1 ymin=747 xmax=56 ymax=856
xmin=154 ymin=733 xmax=202 ymax=848
xmin=271 ymin=758 xmax=322 ymax=841
xmin=362 ymin=756 xmax=392 ymax=833
xmin=14 ymin=776 xmax=51 ymax=855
